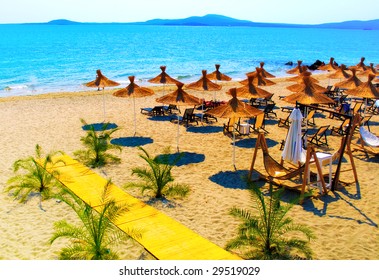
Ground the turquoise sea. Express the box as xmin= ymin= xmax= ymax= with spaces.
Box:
xmin=0 ymin=24 xmax=378 ymax=97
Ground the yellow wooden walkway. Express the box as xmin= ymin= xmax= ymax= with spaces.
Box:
xmin=42 ymin=154 xmax=241 ymax=260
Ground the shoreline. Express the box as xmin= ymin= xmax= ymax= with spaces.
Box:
xmin=1 ymin=74 xmax=378 ymax=260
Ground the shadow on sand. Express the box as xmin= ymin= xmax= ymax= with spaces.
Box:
xmin=82 ymin=122 xmax=118 ymax=131
xmin=209 ymin=170 xmax=250 ymax=190
xmin=156 ymin=152 xmax=205 ymax=167
xmin=187 ymin=125 xmax=223 ymax=134
xmin=234 ymin=137 xmax=278 ymax=149
xmin=111 ymin=136 xmax=153 ymax=147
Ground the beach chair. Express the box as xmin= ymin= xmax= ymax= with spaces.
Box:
xmin=170 ymin=107 xmax=197 ymax=127
xmin=302 ymin=109 xmax=316 ymax=126
xmin=330 ymin=118 xmax=350 ymax=136
xmin=250 ymin=113 xmax=268 ymax=134
xmin=140 ymin=105 xmax=165 ymax=116
xmin=350 ymin=101 xmax=363 ymax=115
xmin=306 ymin=125 xmax=329 ymax=147
xmin=263 ymin=102 xmax=277 ymax=118
xmin=278 ymin=114 xmax=290 ymax=128
xmin=223 ymin=117 xmax=250 ymax=136
xmin=329 ymin=103 xmax=350 ymax=119
xmin=193 ymin=108 xmax=218 ymax=123
xmin=164 ymin=104 xmax=180 ymax=115
xmin=352 ymin=126 xmax=379 ymax=157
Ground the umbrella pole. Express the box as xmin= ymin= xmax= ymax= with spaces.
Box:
xmin=133 ymin=97 xmax=137 ymax=136
xmin=233 ymin=124 xmax=236 ymax=170
xmin=177 ymin=115 xmax=180 ymax=152
xmin=102 ymin=88 xmax=106 ymax=121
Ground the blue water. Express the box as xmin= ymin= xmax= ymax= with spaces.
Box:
xmin=1 ymin=24 xmax=378 ymax=97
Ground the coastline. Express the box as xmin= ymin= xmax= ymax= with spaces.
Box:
xmin=0 ymin=74 xmax=378 ymax=260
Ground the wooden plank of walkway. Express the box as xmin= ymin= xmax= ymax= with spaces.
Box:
xmin=42 ymin=154 xmax=241 ymax=260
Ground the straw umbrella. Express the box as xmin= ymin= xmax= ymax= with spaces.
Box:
xmin=286 ymin=66 xmax=319 ymax=84
xmin=283 ymin=75 xmax=334 ymax=105
xmin=286 ymin=72 xmax=325 ymax=93
xmin=113 ymin=76 xmax=154 ymax=136
xmin=85 ymin=69 xmax=120 ymax=120
xmin=345 ymin=74 xmax=379 ymax=115
xmin=186 ymin=69 xmax=222 ymax=97
xmin=148 ymin=66 xmax=179 ymax=95
xmin=318 ymin=57 xmax=338 ymax=71
xmin=356 ymin=57 xmax=367 ymax=72
xmin=283 ymin=75 xmax=334 ymax=138
xmin=156 ymin=82 xmax=201 ymax=151
xmin=233 ymin=74 xmax=273 ymax=99
xmin=328 ymin=64 xmax=351 ymax=80
xmin=346 ymin=74 xmax=379 ymax=99
xmin=186 ymin=70 xmax=222 ymax=120
xmin=334 ymin=67 xmax=362 ymax=90
xmin=240 ymin=68 xmax=276 ymax=86
xmin=247 ymin=62 xmax=276 ymax=78
xmin=258 ymin=61 xmax=275 ymax=78
xmin=357 ymin=63 xmax=377 ymax=77
xmin=206 ymin=88 xmax=263 ymax=169
xmin=206 ymin=64 xmax=232 ymax=82
xmin=286 ymin=60 xmax=306 ymax=75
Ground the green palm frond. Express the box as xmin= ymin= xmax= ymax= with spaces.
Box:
xmin=226 ymin=182 xmax=315 ymax=260
xmin=75 ymin=119 xmax=121 ymax=168
xmin=51 ymin=180 xmax=138 ymax=260
xmin=126 ymin=147 xmax=190 ymax=200
xmin=5 ymin=144 xmax=64 ymax=207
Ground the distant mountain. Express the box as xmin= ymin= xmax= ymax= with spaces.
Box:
xmin=42 ymin=14 xmax=379 ymax=30
xmin=136 ymin=14 xmax=379 ymax=30
xmin=46 ymin=19 xmax=82 ymax=25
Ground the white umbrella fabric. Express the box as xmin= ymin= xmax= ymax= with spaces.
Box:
xmin=281 ymin=108 xmax=306 ymax=165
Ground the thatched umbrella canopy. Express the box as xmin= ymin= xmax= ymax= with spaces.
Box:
xmin=148 ymin=66 xmax=179 ymax=85
xmin=258 ymin=61 xmax=275 ymax=78
xmin=286 ymin=72 xmax=325 ymax=93
xmin=85 ymin=69 xmax=120 ymax=120
xmin=356 ymin=57 xmax=367 ymax=72
xmin=113 ymin=76 xmax=155 ymax=135
xmin=283 ymin=75 xmax=334 ymax=105
xmin=346 ymin=74 xmax=379 ymax=99
xmin=206 ymin=64 xmax=232 ymax=81
xmin=334 ymin=67 xmax=362 ymax=89
xmin=286 ymin=66 xmax=319 ymax=83
xmin=328 ymin=64 xmax=352 ymax=79
xmin=286 ymin=60 xmax=306 ymax=74
xmin=318 ymin=57 xmax=338 ymax=71
xmin=156 ymin=82 xmax=202 ymax=106
xmin=247 ymin=62 xmax=275 ymax=78
xmin=186 ymin=70 xmax=222 ymax=114
xmin=186 ymin=70 xmax=222 ymax=92
xmin=240 ymin=68 xmax=276 ymax=86
xmin=85 ymin=69 xmax=120 ymax=90
xmin=232 ymin=74 xmax=273 ymax=100
xmin=357 ymin=63 xmax=377 ymax=77
xmin=156 ymin=82 xmax=201 ymax=151
xmin=206 ymin=88 xmax=263 ymax=168
xmin=207 ymin=88 xmax=263 ymax=119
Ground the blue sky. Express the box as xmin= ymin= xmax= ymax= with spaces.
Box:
xmin=1 ymin=0 xmax=379 ymax=24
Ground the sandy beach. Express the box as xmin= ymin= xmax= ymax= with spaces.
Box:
xmin=0 ymin=74 xmax=378 ymax=260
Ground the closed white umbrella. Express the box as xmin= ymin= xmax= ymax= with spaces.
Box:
xmin=281 ymin=108 xmax=306 ymax=165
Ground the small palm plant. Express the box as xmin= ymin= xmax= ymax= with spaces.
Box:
xmin=125 ymin=147 xmax=190 ymax=199
xmin=50 ymin=180 xmax=140 ymax=260
xmin=5 ymin=144 xmax=63 ymax=210
xmin=74 ymin=119 xmax=121 ymax=168
xmin=226 ymin=183 xmax=315 ymax=260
